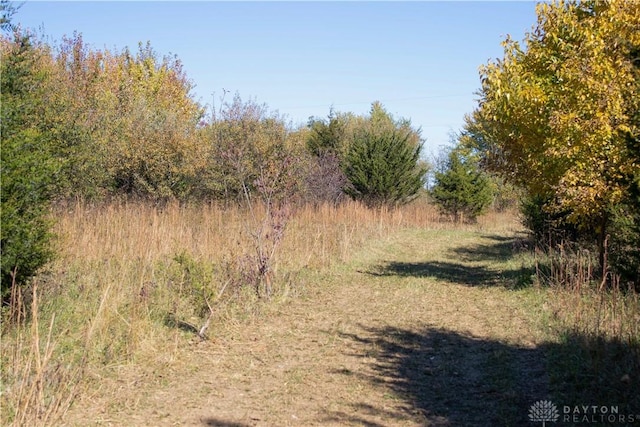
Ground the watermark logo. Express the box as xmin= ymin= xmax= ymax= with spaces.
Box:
xmin=528 ymin=401 xmax=638 ymax=424
xmin=529 ymin=400 xmax=560 ymax=426
xmin=562 ymin=405 xmax=636 ymax=424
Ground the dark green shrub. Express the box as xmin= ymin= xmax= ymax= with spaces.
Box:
xmin=431 ymin=149 xmax=492 ymax=223
xmin=608 ymin=176 xmax=640 ymax=289
xmin=1 ymin=31 xmax=58 ymax=300
xmin=519 ymin=193 xmax=582 ymax=246
xmin=343 ymin=129 xmax=427 ymax=208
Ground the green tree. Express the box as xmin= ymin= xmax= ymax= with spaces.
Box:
xmin=366 ymin=101 xmax=421 ymax=147
xmin=430 ymin=148 xmax=493 ymax=223
xmin=344 ymin=128 xmax=427 ymax=208
xmin=342 ymin=103 xmax=427 ymax=208
xmin=1 ymin=31 xmax=59 ymax=298
xmin=306 ymin=108 xmax=347 ymax=157
xmin=463 ymin=0 xmax=640 ymax=271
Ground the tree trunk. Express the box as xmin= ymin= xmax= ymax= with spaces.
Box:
xmin=597 ymin=213 xmax=609 ymax=288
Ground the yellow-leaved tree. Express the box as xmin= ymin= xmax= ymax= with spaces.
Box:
xmin=52 ymin=37 xmax=206 ymax=200
xmin=102 ymin=42 xmax=206 ymax=200
xmin=464 ymin=0 xmax=640 ymax=274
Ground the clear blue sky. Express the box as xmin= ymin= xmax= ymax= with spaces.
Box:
xmin=14 ymin=1 xmax=540 ymax=157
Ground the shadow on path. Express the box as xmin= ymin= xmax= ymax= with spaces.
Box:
xmin=322 ymin=325 xmax=549 ymax=426
xmin=451 ymin=233 xmax=530 ymax=263
xmin=364 ymin=234 xmax=535 ymax=289
xmin=322 ymin=325 xmax=639 ymax=426
xmin=200 ymin=419 xmax=251 ymax=427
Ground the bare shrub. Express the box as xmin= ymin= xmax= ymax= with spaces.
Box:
xmin=304 ymin=150 xmax=348 ymax=206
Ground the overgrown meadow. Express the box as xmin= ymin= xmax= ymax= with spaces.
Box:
xmin=2 ymin=1 xmax=639 ymax=425
xmin=1 ymin=199 xmax=443 ymax=425
xmin=2 ymin=201 xmax=639 ymax=425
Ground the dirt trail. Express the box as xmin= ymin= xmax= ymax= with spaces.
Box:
xmin=68 ymin=228 xmax=550 ymax=426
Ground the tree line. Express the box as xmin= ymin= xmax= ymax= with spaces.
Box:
xmin=1 ymin=9 xmax=433 ymax=296
xmin=4 ymin=0 xmax=637 ymax=297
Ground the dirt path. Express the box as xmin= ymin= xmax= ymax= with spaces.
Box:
xmin=69 ymin=228 xmax=550 ymax=426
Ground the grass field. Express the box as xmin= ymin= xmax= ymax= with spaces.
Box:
xmin=1 ymin=200 xmax=638 ymax=426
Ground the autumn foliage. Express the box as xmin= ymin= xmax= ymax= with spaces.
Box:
xmin=1 ymin=18 xmax=432 ymax=294
xmin=464 ymin=0 xmax=640 ymax=286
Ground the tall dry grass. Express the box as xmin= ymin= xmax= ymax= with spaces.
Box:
xmin=535 ymin=242 xmax=639 ymax=345
xmin=0 ymin=198 xmax=520 ymax=425
xmin=0 ymin=283 xmax=83 ymax=426
xmin=534 ymin=242 xmax=640 ymax=408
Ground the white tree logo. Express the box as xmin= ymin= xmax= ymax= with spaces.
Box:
xmin=529 ymin=400 xmax=559 ymax=426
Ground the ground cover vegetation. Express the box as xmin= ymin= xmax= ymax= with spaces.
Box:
xmin=1 ymin=1 xmax=639 ymax=425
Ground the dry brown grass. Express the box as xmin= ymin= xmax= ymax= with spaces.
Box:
xmin=9 ymin=198 xmax=612 ymax=426
xmin=2 ymin=198 xmax=464 ymax=425
xmin=51 ymin=198 xmax=517 ymax=295
xmin=0 ymin=283 xmax=83 ymax=426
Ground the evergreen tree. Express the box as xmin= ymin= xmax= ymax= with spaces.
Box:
xmin=306 ymin=109 xmax=346 ymax=157
xmin=431 ymin=149 xmax=493 ymax=223
xmin=1 ymin=30 xmax=59 ymax=299
xmin=344 ymin=129 xmax=427 ymax=208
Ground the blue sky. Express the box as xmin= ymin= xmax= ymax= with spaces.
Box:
xmin=13 ymin=1 xmax=540 ymax=157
